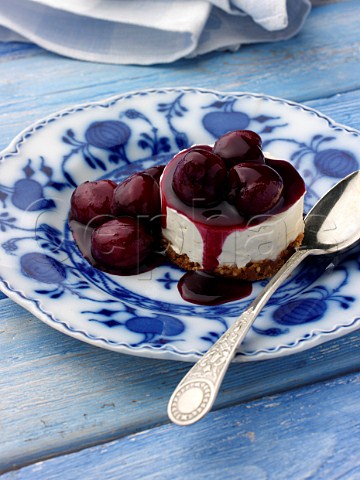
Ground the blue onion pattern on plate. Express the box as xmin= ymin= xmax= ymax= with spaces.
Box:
xmin=0 ymin=87 xmax=360 ymax=362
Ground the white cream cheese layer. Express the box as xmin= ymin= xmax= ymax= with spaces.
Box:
xmin=162 ymin=196 xmax=305 ymax=268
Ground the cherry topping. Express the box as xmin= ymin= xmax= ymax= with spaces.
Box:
xmin=70 ymin=180 xmax=117 ymax=227
xmin=91 ymin=217 xmax=153 ymax=269
xmin=143 ymin=165 xmax=165 ymax=184
xmin=112 ymin=172 xmax=161 ymax=219
xmin=190 ymin=144 xmax=213 ymax=152
xmin=172 ymin=148 xmax=227 ymax=207
xmin=227 ymin=163 xmax=284 ymax=216
xmin=213 ymin=130 xmax=264 ymax=168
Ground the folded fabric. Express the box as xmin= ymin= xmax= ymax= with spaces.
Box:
xmin=0 ymin=0 xmax=311 ymax=65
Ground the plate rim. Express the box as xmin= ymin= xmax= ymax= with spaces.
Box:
xmin=3 ymin=86 xmax=360 ymax=159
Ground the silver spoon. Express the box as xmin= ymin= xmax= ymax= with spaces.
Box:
xmin=168 ymin=170 xmax=360 ymax=426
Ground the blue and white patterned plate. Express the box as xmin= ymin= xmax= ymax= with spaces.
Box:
xmin=1 ymin=87 xmax=360 ymax=362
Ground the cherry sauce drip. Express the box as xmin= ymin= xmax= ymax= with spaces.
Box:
xmin=178 ymin=270 xmax=252 ymax=305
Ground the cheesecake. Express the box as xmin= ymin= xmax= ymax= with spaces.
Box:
xmin=160 ymin=130 xmax=305 ymax=281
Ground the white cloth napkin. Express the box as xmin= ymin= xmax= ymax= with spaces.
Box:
xmin=0 ymin=0 xmax=311 ymax=65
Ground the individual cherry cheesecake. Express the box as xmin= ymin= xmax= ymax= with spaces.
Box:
xmin=69 ymin=129 xmax=306 ymax=300
xmin=160 ymin=130 xmax=306 ymax=281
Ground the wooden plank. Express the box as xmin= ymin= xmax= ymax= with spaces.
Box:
xmin=2 ymin=371 xmax=359 ymax=480
xmin=1 ymin=0 xmax=360 ymax=152
xmin=306 ymin=89 xmax=360 ymax=130
xmin=0 ymin=294 xmax=359 ymax=473
xmin=312 ymin=0 xmax=351 ymax=5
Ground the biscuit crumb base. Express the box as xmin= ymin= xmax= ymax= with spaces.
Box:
xmin=163 ymin=233 xmax=304 ymax=281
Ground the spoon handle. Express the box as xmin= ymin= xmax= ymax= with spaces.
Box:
xmin=168 ymin=248 xmax=311 ymax=426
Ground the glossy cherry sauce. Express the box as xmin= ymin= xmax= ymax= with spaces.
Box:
xmin=178 ymin=270 xmax=252 ymax=306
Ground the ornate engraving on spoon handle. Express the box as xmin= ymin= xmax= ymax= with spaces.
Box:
xmin=167 ymin=306 xmax=257 ymax=426
xmin=168 ymin=249 xmax=311 ymax=426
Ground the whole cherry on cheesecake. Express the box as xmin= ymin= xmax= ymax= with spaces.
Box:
xmin=213 ymin=130 xmax=264 ymax=168
xmin=91 ymin=217 xmax=153 ymax=269
xmin=172 ymin=147 xmax=227 ymax=207
xmin=227 ymin=163 xmax=284 ymax=216
xmin=70 ymin=179 xmax=117 ymax=226
xmin=111 ymin=171 xmax=161 ymax=219
xmin=142 ymin=164 xmax=165 ymax=184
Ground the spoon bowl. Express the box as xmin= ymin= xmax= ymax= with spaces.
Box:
xmin=168 ymin=170 xmax=360 ymax=426
xmin=302 ymin=170 xmax=360 ymax=253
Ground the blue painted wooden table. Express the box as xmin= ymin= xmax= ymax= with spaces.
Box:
xmin=1 ymin=1 xmax=360 ymax=478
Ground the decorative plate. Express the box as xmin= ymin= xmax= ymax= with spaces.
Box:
xmin=0 ymin=87 xmax=360 ymax=362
